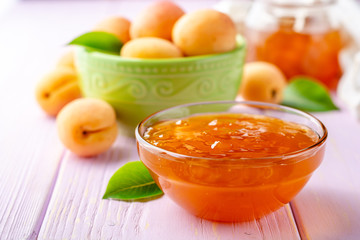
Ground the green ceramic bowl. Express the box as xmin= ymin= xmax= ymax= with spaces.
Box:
xmin=75 ymin=38 xmax=246 ymax=135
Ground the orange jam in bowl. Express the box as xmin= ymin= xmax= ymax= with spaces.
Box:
xmin=136 ymin=101 xmax=327 ymax=222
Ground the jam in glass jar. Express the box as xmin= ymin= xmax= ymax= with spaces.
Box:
xmin=245 ymin=0 xmax=343 ymax=90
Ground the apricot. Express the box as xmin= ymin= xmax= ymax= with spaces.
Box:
xmin=130 ymin=1 xmax=184 ymax=40
xmin=239 ymin=62 xmax=287 ymax=104
xmin=35 ymin=67 xmax=81 ymax=116
xmin=93 ymin=16 xmax=131 ymax=43
xmin=120 ymin=37 xmax=183 ymax=59
xmin=56 ymin=98 xmax=118 ymax=157
xmin=172 ymin=9 xmax=236 ymax=56
xmin=57 ymin=49 xmax=75 ymax=70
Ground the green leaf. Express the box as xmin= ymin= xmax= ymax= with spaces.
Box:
xmin=282 ymin=77 xmax=339 ymax=112
xmin=69 ymin=31 xmax=123 ymax=53
xmin=103 ymin=161 xmax=163 ymax=201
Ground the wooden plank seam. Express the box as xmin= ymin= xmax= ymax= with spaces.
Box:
xmin=289 ymin=201 xmax=308 ymax=240
xmin=26 ymin=150 xmax=67 ymax=240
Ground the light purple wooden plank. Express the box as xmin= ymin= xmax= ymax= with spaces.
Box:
xmin=0 ymin=14 xmax=64 ymax=240
xmin=0 ymin=38 xmax=63 ymax=240
xmin=0 ymin=1 xmax=115 ymax=238
xmin=38 ymin=135 xmax=300 ymax=240
xmin=291 ymin=109 xmax=360 ymax=240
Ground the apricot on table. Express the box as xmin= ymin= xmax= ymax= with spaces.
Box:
xmin=172 ymin=9 xmax=236 ymax=56
xmin=239 ymin=62 xmax=287 ymax=104
xmin=120 ymin=37 xmax=183 ymax=59
xmin=35 ymin=67 xmax=81 ymax=116
xmin=130 ymin=1 xmax=184 ymax=41
xmin=56 ymin=98 xmax=118 ymax=157
xmin=57 ymin=49 xmax=75 ymax=70
xmin=93 ymin=16 xmax=131 ymax=43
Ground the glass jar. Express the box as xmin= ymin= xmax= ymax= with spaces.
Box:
xmin=244 ymin=0 xmax=344 ymax=90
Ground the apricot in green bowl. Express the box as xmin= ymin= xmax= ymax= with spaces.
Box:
xmin=75 ymin=39 xmax=246 ymax=135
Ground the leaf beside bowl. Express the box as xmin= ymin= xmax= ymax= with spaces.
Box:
xmin=69 ymin=31 xmax=123 ymax=54
xmin=282 ymin=77 xmax=338 ymax=112
xmin=103 ymin=161 xmax=163 ymax=201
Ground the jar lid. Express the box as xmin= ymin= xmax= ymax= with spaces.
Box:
xmin=258 ymin=0 xmax=336 ymax=8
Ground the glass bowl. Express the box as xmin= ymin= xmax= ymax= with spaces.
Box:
xmin=135 ymin=101 xmax=327 ymax=222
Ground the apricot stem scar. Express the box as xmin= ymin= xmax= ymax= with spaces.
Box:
xmin=81 ymin=127 xmax=113 ymax=137
xmin=271 ymin=89 xmax=277 ymax=99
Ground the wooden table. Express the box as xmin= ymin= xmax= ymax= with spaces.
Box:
xmin=1 ymin=1 xmax=360 ymax=239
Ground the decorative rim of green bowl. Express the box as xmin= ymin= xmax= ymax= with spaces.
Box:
xmin=79 ymin=35 xmax=246 ymax=64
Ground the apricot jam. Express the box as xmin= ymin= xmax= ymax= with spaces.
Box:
xmin=246 ymin=29 xmax=343 ymax=90
xmin=244 ymin=0 xmax=344 ymax=90
xmin=144 ymin=113 xmax=318 ymax=158
xmin=138 ymin=113 xmax=325 ymax=222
